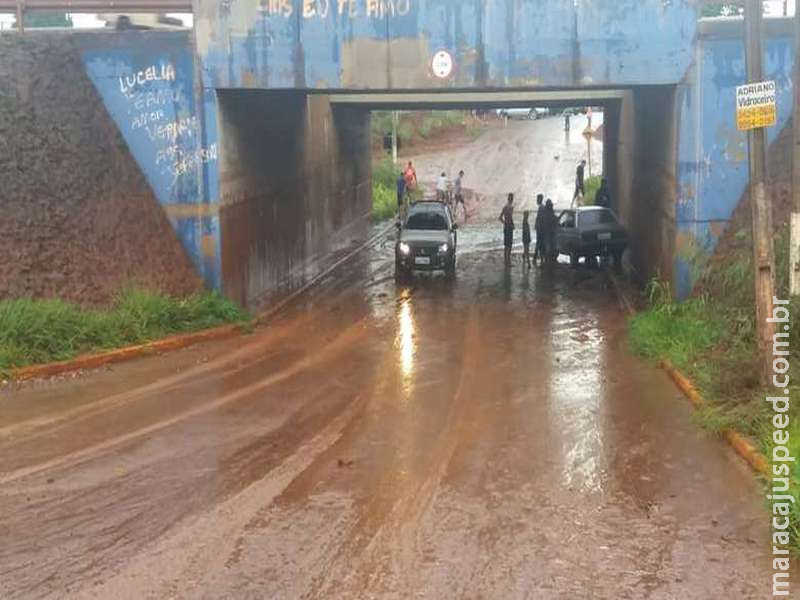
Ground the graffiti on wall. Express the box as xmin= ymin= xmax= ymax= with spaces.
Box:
xmin=256 ymin=0 xmax=411 ymax=19
xmin=113 ymin=61 xmax=218 ymax=187
xmin=82 ymin=39 xmax=222 ymax=291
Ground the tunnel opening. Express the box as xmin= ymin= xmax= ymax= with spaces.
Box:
xmin=340 ymin=86 xmax=679 ymax=286
xmin=213 ymin=86 xmax=678 ymax=308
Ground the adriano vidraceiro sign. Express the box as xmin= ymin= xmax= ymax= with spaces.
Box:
xmin=736 ymin=80 xmax=777 ymax=131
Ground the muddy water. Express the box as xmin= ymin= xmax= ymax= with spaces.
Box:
xmin=0 ymin=118 xmax=781 ymax=598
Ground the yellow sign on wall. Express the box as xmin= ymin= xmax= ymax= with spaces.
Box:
xmin=736 ymin=80 xmax=777 ymax=131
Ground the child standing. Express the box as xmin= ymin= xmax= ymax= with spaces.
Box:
xmin=522 ymin=210 xmax=532 ymax=269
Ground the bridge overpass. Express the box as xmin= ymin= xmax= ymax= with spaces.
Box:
xmin=0 ymin=3 xmax=796 ymax=307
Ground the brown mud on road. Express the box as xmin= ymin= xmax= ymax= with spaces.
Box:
xmin=410 ymin=113 xmax=602 ymax=213
xmin=0 ymin=227 xmax=781 ymax=599
xmin=0 ymin=120 xmax=787 ymax=598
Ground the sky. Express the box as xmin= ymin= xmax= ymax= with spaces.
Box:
xmin=0 ymin=12 xmax=192 ymax=29
xmin=0 ymin=2 xmax=794 ymax=31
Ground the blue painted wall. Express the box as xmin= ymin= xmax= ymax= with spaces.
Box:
xmin=60 ymin=15 xmax=794 ymax=302
xmin=194 ymin=0 xmax=699 ymax=90
xmin=675 ymin=27 xmax=795 ymax=297
xmin=80 ymin=32 xmax=222 ymax=291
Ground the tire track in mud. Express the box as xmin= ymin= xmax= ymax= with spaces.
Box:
xmin=0 ymin=310 xmax=321 ymax=441
xmin=0 ymin=318 xmax=372 ymax=486
xmin=71 ymin=392 xmax=372 ymax=600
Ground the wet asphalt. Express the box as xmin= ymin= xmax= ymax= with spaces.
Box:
xmin=0 ymin=117 xmax=785 ymax=599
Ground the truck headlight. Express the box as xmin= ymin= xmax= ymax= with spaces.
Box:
xmin=438 ymin=243 xmax=449 ymax=254
xmin=399 ymin=242 xmax=411 ymax=255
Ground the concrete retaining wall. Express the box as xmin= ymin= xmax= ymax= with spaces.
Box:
xmin=0 ymin=32 xmax=201 ymax=305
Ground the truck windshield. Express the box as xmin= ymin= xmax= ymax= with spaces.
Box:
xmin=406 ymin=211 xmax=449 ymax=231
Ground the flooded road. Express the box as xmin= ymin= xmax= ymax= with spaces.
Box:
xmin=0 ymin=118 xmax=778 ymax=598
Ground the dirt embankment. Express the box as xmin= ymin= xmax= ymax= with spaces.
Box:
xmin=0 ymin=34 xmax=201 ymax=306
xmin=695 ymin=123 xmax=793 ymax=299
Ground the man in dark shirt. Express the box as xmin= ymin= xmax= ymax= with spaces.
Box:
xmin=573 ymin=160 xmax=586 ymax=204
xmin=533 ymin=194 xmax=545 ymax=265
xmin=595 ymin=178 xmax=611 ymax=208
xmin=396 ymin=171 xmax=406 ymax=213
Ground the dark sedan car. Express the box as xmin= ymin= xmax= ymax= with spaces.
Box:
xmin=556 ymin=206 xmax=628 ymax=266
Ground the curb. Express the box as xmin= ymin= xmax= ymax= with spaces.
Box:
xmin=608 ymin=271 xmax=770 ymax=477
xmin=7 ymin=224 xmax=394 ymax=384
xmin=660 ymin=359 xmax=769 ymax=475
xmin=9 ymin=324 xmax=245 ymax=383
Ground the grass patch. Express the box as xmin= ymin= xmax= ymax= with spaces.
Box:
xmin=579 ymin=175 xmax=603 ymax=206
xmin=0 ymin=288 xmax=250 ymax=373
xmin=372 ymin=156 xmax=399 ymax=222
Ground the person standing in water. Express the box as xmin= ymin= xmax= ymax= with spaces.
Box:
xmin=543 ymin=199 xmax=558 ymax=263
xmin=595 ymin=178 xmax=611 ymax=208
xmin=522 ymin=210 xmax=532 ymax=269
xmin=436 ymin=172 xmax=448 ymax=203
xmin=572 ymin=160 xmax=586 ymax=204
xmin=396 ymin=171 xmax=407 ymax=217
xmin=499 ymin=193 xmax=515 ymax=266
xmin=533 ymin=194 xmax=545 ymax=265
xmin=453 ymin=170 xmax=466 ymax=221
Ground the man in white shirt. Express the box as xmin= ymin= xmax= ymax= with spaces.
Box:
xmin=436 ymin=172 xmax=448 ymax=203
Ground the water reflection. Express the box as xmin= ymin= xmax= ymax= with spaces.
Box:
xmin=547 ymin=301 xmax=609 ymax=494
xmin=397 ymin=299 xmax=416 ymax=394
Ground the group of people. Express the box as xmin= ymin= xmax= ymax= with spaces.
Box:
xmin=395 ymin=161 xmax=468 ymax=221
xmin=396 ymin=161 xmax=417 ymax=206
xmin=498 ymin=193 xmax=560 ymax=268
xmin=436 ymin=170 xmax=467 ymax=220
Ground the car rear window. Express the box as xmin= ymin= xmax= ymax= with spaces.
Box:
xmin=579 ymin=209 xmax=617 ymax=226
xmin=406 ymin=210 xmax=449 ymax=230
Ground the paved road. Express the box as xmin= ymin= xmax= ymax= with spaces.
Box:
xmin=0 ymin=119 xmax=779 ymax=599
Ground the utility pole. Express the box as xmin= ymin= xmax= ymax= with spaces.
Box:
xmin=391 ymin=111 xmax=398 ymax=165
xmin=745 ymin=0 xmax=777 ymax=384
xmin=792 ymin=0 xmax=800 ymax=294
xmin=15 ymin=0 xmax=24 ymax=32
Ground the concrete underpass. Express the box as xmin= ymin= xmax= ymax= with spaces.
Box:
xmin=214 ymin=86 xmax=678 ymax=307
xmin=0 ymin=3 xmax=797 ymax=598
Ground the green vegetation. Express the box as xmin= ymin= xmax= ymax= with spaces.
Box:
xmin=0 ymin=288 xmax=250 ymax=373
xmin=628 ymin=230 xmax=800 ymax=552
xmin=371 ymin=110 xmax=482 ymax=151
xmin=372 ymin=157 xmax=398 ymax=222
xmin=701 ymin=3 xmax=743 ymax=17
xmin=16 ymin=11 xmax=73 ymax=28
xmin=417 ymin=111 xmax=463 ymax=139
xmin=580 ymin=175 xmax=603 ymax=206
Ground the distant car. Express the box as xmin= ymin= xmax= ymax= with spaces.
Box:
xmin=396 ymin=202 xmax=458 ymax=279
xmin=556 ymin=206 xmax=628 ymax=267
xmin=531 ymin=107 xmax=550 ymax=119
xmin=496 ymin=107 xmax=549 ymax=120
xmin=99 ymin=13 xmax=186 ymax=30
xmin=496 ymin=108 xmax=539 ymax=120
